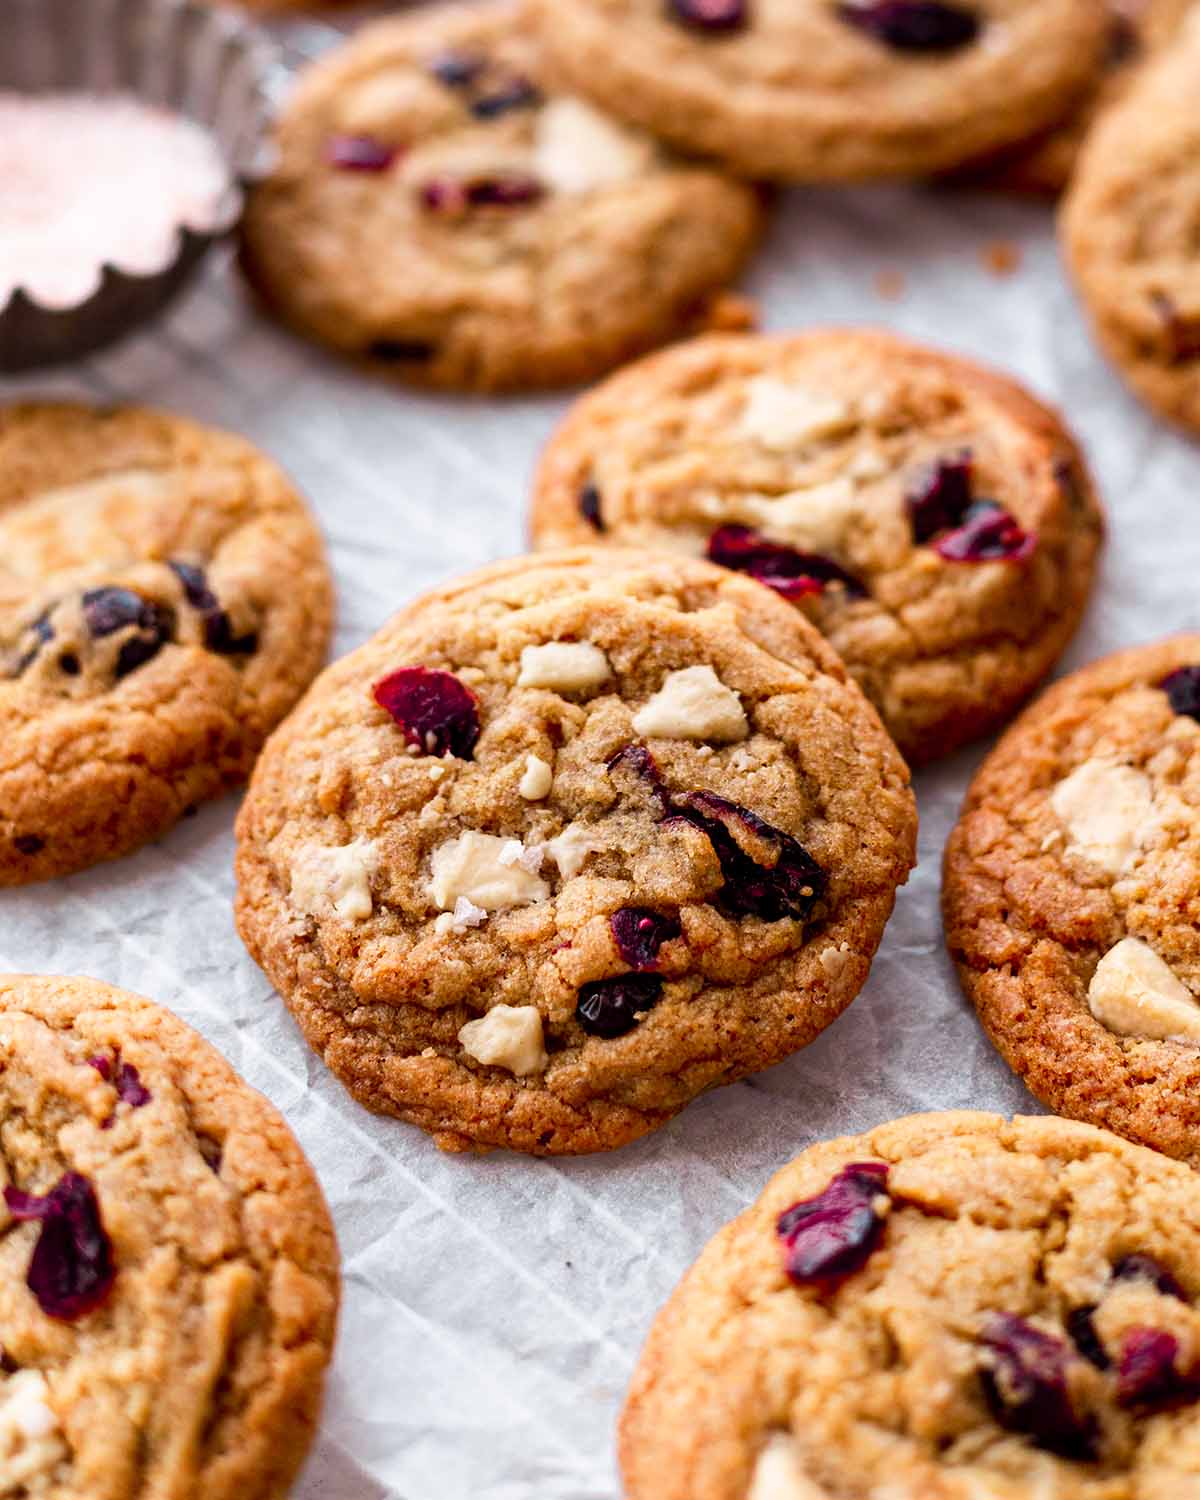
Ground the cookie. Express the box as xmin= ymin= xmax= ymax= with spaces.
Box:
xmin=943 ymin=637 xmax=1200 ymax=1166
xmin=525 ymin=0 xmax=1108 ymax=183
xmin=620 ymin=1109 xmax=1200 ymax=1500
xmin=0 ymin=403 xmax=332 ymax=885
xmin=238 ymin=3 xmax=763 ymax=393
xmin=234 ymin=549 xmax=916 ymax=1156
xmin=529 ymin=330 xmax=1104 ymax=766
xmin=1062 ymin=14 xmax=1200 ymax=434
xmin=0 ymin=973 xmax=339 ymax=1500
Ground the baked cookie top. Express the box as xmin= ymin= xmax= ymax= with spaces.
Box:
xmin=1062 ymin=13 xmax=1200 ymax=434
xmin=239 ymin=2 xmax=762 ymax=392
xmin=234 ymin=550 xmax=916 ymax=1156
xmin=0 ymin=974 xmax=339 ymax=1500
xmin=944 ymin=637 xmax=1200 ymax=1166
xmin=0 ymin=403 xmax=332 ymax=885
xmin=621 ymin=1110 xmax=1200 ymax=1500
xmin=526 ymin=0 xmax=1108 ymax=182
xmin=530 ymin=330 xmax=1104 ymax=766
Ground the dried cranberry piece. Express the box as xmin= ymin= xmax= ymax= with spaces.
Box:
xmin=933 ymin=502 xmax=1035 ymax=565
xmin=168 ymin=560 xmax=218 ymax=612
xmin=577 ymin=974 xmax=663 ymax=1038
xmin=667 ymin=0 xmax=747 ymax=31
xmin=4 ymin=1173 xmax=115 ymax=1321
xmin=579 ymin=482 xmax=605 ymax=532
xmin=429 ymin=51 xmax=486 ymax=88
xmin=13 ymin=834 xmax=44 ymax=856
xmin=420 ymin=175 xmax=545 ymax=214
xmin=777 ymin=1163 xmax=890 ymax=1284
xmin=1115 ymin=1253 xmax=1189 ymax=1301
xmin=979 ymin=1314 xmax=1095 ymax=1460
xmin=1150 ymin=291 xmax=1200 ymax=364
xmin=610 ymin=908 xmax=682 ymax=970
xmin=837 ymin=1 xmax=980 ymax=52
xmin=1160 ymin=667 xmax=1200 ymax=724
xmin=82 ymin=587 xmax=175 ymax=678
xmin=87 ymin=1054 xmax=152 ymax=1118
xmin=1117 ymin=1328 xmax=1196 ymax=1410
xmin=168 ymin=561 xmax=257 ymax=657
xmin=1066 ymin=1305 xmax=1109 ymax=1370
xmin=12 ymin=612 xmax=53 ymax=675
xmin=326 ymin=135 xmax=398 ymax=172
xmin=906 ymin=455 xmax=972 ymax=543
xmin=672 ymin=790 xmax=826 ymax=923
xmin=707 ymin=525 xmax=866 ymax=600
xmin=372 ymin=666 xmax=481 ymax=759
xmin=470 ymin=77 xmax=541 ymax=119
xmin=368 ymin=338 xmax=437 ymax=364
xmin=607 ymin=743 xmax=670 ymax=817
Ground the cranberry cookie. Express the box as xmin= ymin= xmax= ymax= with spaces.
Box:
xmin=0 ymin=973 xmax=339 ymax=1500
xmin=621 ymin=1110 xmax=1200 ymax=1500
xmin=234 ymin=550 xmax=916 ymax=1155
xmin=944 ymin=638 xmax=1200 ymax=1165
xmin=530 ymin=330 xmax=1104 ymax=766
xmin=1062 ymin=15 xmax=1200 ymax=435
xmin=0 ymin=403 xmax=332 ymax=884
xmin=239 ymin=3 xmax=762 ymax=392
xmin=526 ymin=0 xmax=1107 ymax=182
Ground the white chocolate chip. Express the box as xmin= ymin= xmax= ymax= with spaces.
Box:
xmin=534 ymin=97 xmax=651 ymax=195
xmin=458 ymin=1004 xmax=548 ymax=1077
xmin=740 ymin=479 xmax=862 ymax=555
xmin=739 ymin=376 xmax=853 ymax=452
xmin=0 ymin=1371 xmax=65 ymax=1494
xmin=434 ymin=896 xmax=489 ymax=936
xmin=544 ymin=822 xmax=604 ymax=879
xmin=1088 ymin=937 xmax=1200 ymax=1045
xmin=632 ymin=665 xmax=749 ymax=743
xmin=430 ymin=832 xmax=549 ymax=912
xmin=748 ymin=1434 xmax=830 ymax=1500
xmin=519 ymin=753 xmax=554 ymax=800
xmin=517 ymin=642 xmax=612 ymax=694
xmin=1049 ymin=761 xmax=1156 ymax=876
xmin=818 ymin=943 xmax=852 ymax=980
xmin=290 ymin=839 xmax=379 ymax=922
xmin=428 ymin=764 xmax=445 ymax=782
xmin=498 ymin=838 xmax=545 ymax=875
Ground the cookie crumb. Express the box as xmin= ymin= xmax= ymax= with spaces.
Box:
xmin=873 ymin=269 xmax=906 ymax=301
xmin=982 ymin=241 xmax=1022 ymax=278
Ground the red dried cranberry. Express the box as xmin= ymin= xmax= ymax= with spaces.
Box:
xmin=5 ymin=1173 xmax=115 ymax=1321
xmin=1150 ymin=291 xmax=1200 ymax=364
xmin=1115 ymin=1253 xmax=1189 ymax=1301
xmin=577 ymin=974 xmax=663 ymax=1038
xmin=169 ymin=562 xmax=257 ymax=657
xmin=671 ymin=790 xmax=826 ymax=923
xmin=1160 ymin=667 xmax=1200 ymax=724
xmin=667 ymin=0 xmax=747 ymax=31
xmin=326 ymin=135 xmax=398 ymax=172
xmin=979 ymin=1314 xmax=1095 ymax=1460
xmin=82 ymin=587 xmax=175 ymax=678
xmin=429 ymin=51 xmax=486 ymax=88
xmin=837 ymin=1 xmax=980 ymax=52
xmin=13 ymin=833 xmax=44 ymax=855
xmin=776 ymin=1162 xmax=890 ymax=1284
xmin=168 ymin=560 xmax=218 ymax=612
xmin=933 ymin=502 xmax=1035 ymax=565
xmin=1066 ymin=1305 xmax=1109 ymax=1370
xmin=420 ymin=174 xmax=545 ymax=214
xmin=470 ymin=77 xmax=541 ymax=119
xmin=707 ymin=525 xmax=865 ymax=599
xmin=906 ymin=455 xmax=973 ymax=543
xmin=1117 ymin=1328 xmax=1196 ymax=1410
xmin=373 ymin=667 xmax=481 ymax=759
xmin=607 ymin=743 xmax=670 ymax=816
xmin=579 ymin=482 xmax=605 ymax=532
xmin=610 ymin=908 xmax=682 ymax=969
xmin=12 ymin=612 xmax=53 ymax=675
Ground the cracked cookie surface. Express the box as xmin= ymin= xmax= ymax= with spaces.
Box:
xmin=239 ymin=2 xmax=762 ymax=392
xmin=621 ymin=1110 xmax=1200 ymax=1500
xmin=530 ymin=330 xmax=1104 ymax=766
xmin=234 ymin=549 xmax=916 ymax=1155
xmin=0 ymin=403 xmax=332 ymax=885
xmin=943 ymin=637 xmax=1200 ymax=1166
xmin=526 ymin=0 xmax=1107 ymax=182
xmin=0 ymin=973 xmax=339 ymax=1500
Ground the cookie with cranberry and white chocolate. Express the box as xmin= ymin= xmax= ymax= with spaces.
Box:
xmin=1062 ymin=15 xmax=1200 ymax=435
xmin=944 ymin=638 xmax=1200 ymax=1166
xmin=526 ymin=0 xmax=1107 ymax=183
xmin=0 ymin=403 xmax=332 ymax=885
xmin=238 ymin=3 xmax=761 ymax=393
xmin=0 ymin=973 xmax=339 ymax=1500
xmin=621 ymin=1110 xmax=1200 ymax=1500
xmin=234 ymin=549 xmax=916 ymax=1156
xmin=530 ymin=330 xmax=1104 ymax=766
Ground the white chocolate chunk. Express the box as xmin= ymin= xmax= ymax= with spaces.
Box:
xmin=1088 ymin=937 xmax=1200 ymax=1045
xmin=544 ymin=822 xmax=604 ymax=880
xmin=519 ymin=753 xmax=554 ymax=800
xmin=290 ymin=839 xmax=379 ymax=922
xmin=741 ymin=479 xmax=862 ymax=555
xmin=434 ymin=896 xmax=488 ymax=936
xmin=498 ymin=838 xmax=545 ymax=875
xmin=0 ymin=1371 xmax=65 ymax=1495
xmin=748 ymin=1434 xmax=830 ymax=1500
xmin=1049 ymin=761 xmax=1156 ymax=876
xmin=517 ymin=642 xmax=612 ymax=694
xmin=430 ymin=832 xmax=549 ymax=912
xmin=632 ymin=665 xmax=749 ymax=743
xmin=534 ymin=97 xmax=650 ymax=195
xmin=458 ymin=1004 xmax=548 ymax=1077
xmin=739 ymin=376 xmax=853 ymax=452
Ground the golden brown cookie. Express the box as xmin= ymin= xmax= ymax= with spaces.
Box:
xmin=0 ymin=402 xmax=332 ymax=885
xmin=0 ymin=973 xmax=339 ymax=1500
xmin=239 ymin=3 xmax=763 ymax=392
xmin=526 ymin=0 xmax=1108 ymax=183
xmin=234 ymin=549 xmax=916 ymax=1156
xmin=529 ymin=330 xmax=1104 ymax=766
xmin=943 ymin=638 xmax=1200 ymax=1165
xmin=621 ymin=1110 xmax=1200 ymax=1500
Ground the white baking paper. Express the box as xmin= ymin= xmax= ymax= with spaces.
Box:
xmin=4 ymin=36 xmax=1200 ymax=1500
